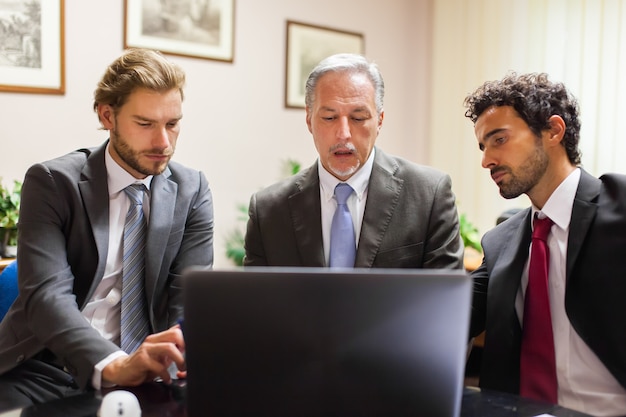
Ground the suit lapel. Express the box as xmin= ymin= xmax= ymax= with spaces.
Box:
xmin=355 ymin=150 xmax=403 ymax=267
xmin=78 ymin=144 xmax=111 ymax=305
xmin=488 ymin=210 xmax=532 ymax=326
xmin=145 ymin=168 xmax=176 ymax=302
xmin=487 ymin=171 xmax=600 ymax=339
xmin=567 ymin=170 xmax=600 ymax=280
xmin=288 ymin=164 xmax=325 ymax=266
xmin=80 ymin=144 xmax=177 ymax=309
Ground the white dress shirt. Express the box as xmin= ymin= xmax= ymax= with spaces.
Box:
xmin=319 ymin=148 xmax=375 ymax=266
xmin=515 ymin=168 xmax=626 ymax=416
xmin=81 ymin=144 xmax=152 ymax=388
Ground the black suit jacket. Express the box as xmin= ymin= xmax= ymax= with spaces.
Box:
xmin=244 ymin=148 xmax=463 ymax=269
xmin=470 ymin=169 xmax=626 ymax=393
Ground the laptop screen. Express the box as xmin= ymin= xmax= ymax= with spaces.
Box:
xmin=183 ymin=267 xmax=471 ymax=417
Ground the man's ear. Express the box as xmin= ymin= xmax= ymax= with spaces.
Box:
xmin=97 ymin=104 xmax=115 ymax=130
xmin=547 ymin=115 xmax=566 ymax=146
xmin=305 ymin=106 xmax=313 ymax=134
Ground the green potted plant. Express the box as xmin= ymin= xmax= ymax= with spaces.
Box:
xmin=225 ymin=160 xmax=301 ymax=266
xmin=0 ymin=179 xmax=21 ymax=258
xmin=224 ymin=203 xmax=248 ymax=266
xmin=458 ymin=211 xmax=482 ymax=272
xmin=459 ymin=212 xmax=481 ymax=253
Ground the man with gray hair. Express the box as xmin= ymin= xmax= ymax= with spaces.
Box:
xmin=244 ymin=53 xmax=463 ymax=270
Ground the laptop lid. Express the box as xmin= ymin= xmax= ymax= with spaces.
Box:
xmin=183 ymin=267 xmax=471 ymax=417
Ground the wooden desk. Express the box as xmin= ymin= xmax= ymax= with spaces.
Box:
xmin=0 ymin=258 xmax=14 ymax=273
xmin=463 ymin=247 xmax=482 ymax=272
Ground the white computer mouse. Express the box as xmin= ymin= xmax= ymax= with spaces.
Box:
xmin=98 ymin=390 xmax=142 ymax=417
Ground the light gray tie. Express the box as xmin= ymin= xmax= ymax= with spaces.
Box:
xmin=121 ymin=184 xmax=150 ymax=353
xmin=329 ymin=183 xmax=356 ymax=267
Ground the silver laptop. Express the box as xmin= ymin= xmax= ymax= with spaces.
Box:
xmin=183 ymin=267 xmax=472 ymax=417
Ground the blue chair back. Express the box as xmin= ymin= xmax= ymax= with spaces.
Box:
xmin=0 ymin=260 xmax=18 ymax=321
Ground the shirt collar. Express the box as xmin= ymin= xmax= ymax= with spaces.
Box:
xmin=318 ymin=148 xmax=376 ymax=202
xmin=105 ymin=143 xmax=153 ymax=196
xmin=532 ymin=167 xmax=581 ymax=231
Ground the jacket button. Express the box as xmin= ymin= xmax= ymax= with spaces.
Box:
xmin=16 ymin=355 xmax=25 ymax=363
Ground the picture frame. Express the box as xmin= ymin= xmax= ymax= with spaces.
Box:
xmin=124 ymin=0 xmax=235 ymax=63
xmin=285 ymin=20 xmax=364 ymax=109
xmin=0 ymin=0 xmax=65 ymax=94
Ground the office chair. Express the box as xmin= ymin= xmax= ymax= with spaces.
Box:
xmin=0 ymin=259 xmax=17 ymax=321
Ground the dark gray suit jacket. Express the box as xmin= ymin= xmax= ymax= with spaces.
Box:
xmin=470 ymin=169 xmax=626 ymax=394
xmin=0 ymin=142 xmax=214 ymax=389
xmin=244 ymin=148 xmax=463 ymax=269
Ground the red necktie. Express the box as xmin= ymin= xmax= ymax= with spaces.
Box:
xmin=520 ymin=214 xmax=557 ymax=403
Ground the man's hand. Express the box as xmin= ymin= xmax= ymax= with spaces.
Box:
xmin=102 ymin=325 xmax=186 ymax=386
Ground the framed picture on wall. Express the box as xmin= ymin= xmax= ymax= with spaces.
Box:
xmin=0 ymin=0 xmax=65 ymax=94
xmin=285 ymin=20 xmax=364 ymax=109
xmin=124 ymin=0 xmax=235 ymax=63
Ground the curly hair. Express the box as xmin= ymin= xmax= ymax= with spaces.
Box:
xmin=463 ymin=72 xmax=581 ymax=165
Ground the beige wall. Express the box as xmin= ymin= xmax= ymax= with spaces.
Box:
xmin=0 ymin=0 xmax=434 ymax=267
xmin=430 ymin=0 xmax=626 ymax=240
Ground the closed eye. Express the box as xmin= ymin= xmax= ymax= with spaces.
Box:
xmin=478 ymin=131 xmax=507 ymax=152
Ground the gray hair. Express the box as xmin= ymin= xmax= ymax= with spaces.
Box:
xmin=304 ymin=53 xmax=384 ymax=115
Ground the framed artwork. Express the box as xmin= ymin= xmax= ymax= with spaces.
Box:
xmin=0 ymin=0 xmax=65 ymax=94
xmin=285 ymin=20 xmax=364 ymax=109
xmin=124 ymin=0 xmax=235 ymax=63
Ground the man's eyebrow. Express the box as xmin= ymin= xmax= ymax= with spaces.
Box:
xmin=131 ymin=115 xmax=154 ymax=122
xmin=483 ymin=127 xmax=507 ymax=141
xmin=131 ymin=114 xmax=183 ymax=122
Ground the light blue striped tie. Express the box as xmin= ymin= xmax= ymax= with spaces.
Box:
xmin=120 ymin=184 xmax=150 ymax=353
xmin=329 ymin=183 xmax=356 ymax=267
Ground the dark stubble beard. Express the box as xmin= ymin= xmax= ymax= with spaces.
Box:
xmin=497 ymin=144 xmax=549 ymax=199
xmin=111 ymin=126 xmax=173 ymax=177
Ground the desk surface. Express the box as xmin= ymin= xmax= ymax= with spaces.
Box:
xmin=0 ymin=384 xmax=593 ymax=417
xmin=0 ymin=258 xmax=13 ymax=273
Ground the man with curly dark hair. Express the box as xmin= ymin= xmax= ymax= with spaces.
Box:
xmin=464 ymin=72 xmax=626 ymax=416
